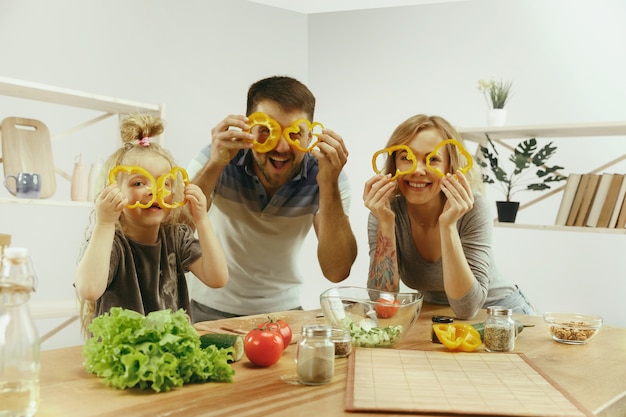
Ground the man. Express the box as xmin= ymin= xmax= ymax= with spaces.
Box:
xmin=187 ymin=75 xmax=357 ymax=322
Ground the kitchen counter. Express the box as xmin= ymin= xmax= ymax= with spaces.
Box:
xmin=37 ymin=303 xmax=626 ymax=417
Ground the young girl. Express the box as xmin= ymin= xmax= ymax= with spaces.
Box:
xmin=363 ymin=114 xmax=535 ymax=319
xmin=75 ymin=114 xmax=228 ymax=335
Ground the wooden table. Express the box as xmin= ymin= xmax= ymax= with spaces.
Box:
xmin=37 ymin=304 xmax=626 ymax=417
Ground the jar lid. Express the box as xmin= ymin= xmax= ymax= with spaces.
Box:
xmin=432 ymin=315 xmax=454 ymax=324
xmin=487 ymin=306 xmax=512 ymax=316
xmin=302 ymin=324 xmax=332 ymax=337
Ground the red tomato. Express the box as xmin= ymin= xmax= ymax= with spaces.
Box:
xmin=258 ymin=318 xmax=292 ymax=349
xmin=244 ymin=325 xmax=285 ymax=367
xmin=375 ymin=298 xmax=400 ymax=318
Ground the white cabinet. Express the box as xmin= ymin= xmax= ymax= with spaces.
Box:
xmin=457 ymin=122 xmax=626 ymax=235
xmin=0 ymin=76 xmax=164 ymax=206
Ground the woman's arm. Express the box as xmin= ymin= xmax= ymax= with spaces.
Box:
xmin=364 ymin=175 xmax=399 ymax=292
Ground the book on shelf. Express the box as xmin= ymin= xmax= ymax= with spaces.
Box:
xmin=585 ymin=173 xmax=615 ymax=227
xmin=565 ymin=173 xmax=592 ymax=226
xmin=555 ymin=174 xmax=582 ymax=226
xmin=616 ymin=188 xmax=626 ymax=228
xmin=597 ymin=174 xmax=625 ymax=227
xmin=609 ymin=176 xmax=626 ymax=228
xmin=573 ymin=173 xmax=600 ymax=227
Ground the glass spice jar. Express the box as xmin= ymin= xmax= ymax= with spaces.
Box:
xmin=484 ymin=306 xmax=515 ymax=352
xmin=296 ymin=325 xmax=335 ymax=385
xmin=330 ymin=328 xmax=352 ymax=358
xmin=431 ymin=316 xmax=454 ymax=343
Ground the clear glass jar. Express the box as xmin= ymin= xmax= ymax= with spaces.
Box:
xmin=0 ymin=247 xmax=40 ymax=417
xmin=484 ymin=306 xmax=515 ymax=352
xmin=330 ymin=328 xmax=352 ymax=358
xmin=295 ymin=324 xmax=334 ymax=385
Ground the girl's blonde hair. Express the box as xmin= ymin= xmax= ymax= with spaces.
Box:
xmin=78 ymin=113 xmax=193 ymax=337
xmin=383 ymin=114 xmax=484 ymax=194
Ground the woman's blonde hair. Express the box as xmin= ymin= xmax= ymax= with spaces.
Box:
xmin=383 ymin=114 xmax=484 ymax=194
xmin=78 ymin=113 xmax=193 ymax=337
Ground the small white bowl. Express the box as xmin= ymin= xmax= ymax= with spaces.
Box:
xmin=543 ymin=312 xmax=602 ymax=344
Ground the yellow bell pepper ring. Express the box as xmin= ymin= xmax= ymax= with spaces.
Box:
xmin=432 ymin=323 xmax=482 ymax=352
xmin=426 ymin=138 xmax=473 ymax=178
xmin=157 ymin=167 xmax=190 ymax=209
xmin=371 ymin=145 xmax=417 ymax=180
xmin=283 ymin=119 xmax=324 ymax=152
xmin=108 ymin=165 xmax=157 ymax=209
xmin=247 ymin=112 xmax=281 ymax=153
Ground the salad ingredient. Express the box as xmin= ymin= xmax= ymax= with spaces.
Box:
xmin=432 ymin=323 xmax=482 ymax=352
xmin=374 ymin=298 xmax=400 ymax=318
xmin=244 ymin=325 xmax=284 ymax=367
xmin=83 ymin=308 xmax=234 ymax=392
xmin=347 ymin=321 xmax=403 ymax=347
xmin=258 ymin=317 xmax=292 ymax=348
xmin=199 ymin=333 xmax=244 ymax=362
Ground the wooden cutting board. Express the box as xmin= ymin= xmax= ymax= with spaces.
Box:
xmin=1 ymin=116 xmax=56 ymax=198
xmin=345 ymin=349 xmax=594 ymax=417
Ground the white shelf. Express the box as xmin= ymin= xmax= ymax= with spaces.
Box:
xmin=494 ymin=222 xmax=626 ymax=235
xmin=0 ymin=198 xmax=92 ymax=207
xmin=458 ymin=122 xmax=626 ymax=234
xmin=0 ymin=76 xmax=161 ymax=115
xmin=458 ymin=121 xmax=626 ymax=142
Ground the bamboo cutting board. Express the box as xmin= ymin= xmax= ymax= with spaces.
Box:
xmin=1 ymin=117 xmax=56 ymax=198
xmin=346 ymin=349 xmax=594 ymax=417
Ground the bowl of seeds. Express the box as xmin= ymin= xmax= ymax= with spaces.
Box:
xmin=543 ymin=312 xmax=602 ymax=344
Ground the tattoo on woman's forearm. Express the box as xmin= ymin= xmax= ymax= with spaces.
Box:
xmin=368 ymin=233 xmax=398 ymax=291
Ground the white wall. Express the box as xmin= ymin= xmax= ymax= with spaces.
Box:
xmin=1 ymin=0 xmax=625 ymax=350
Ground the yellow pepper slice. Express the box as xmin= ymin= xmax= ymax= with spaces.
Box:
xmin=283 ymin=119 xmax=324 ymax=152
xmin=156 ymin=167 xmax=189 ymax=209
xmin=371 ymin=145 xmax=417 ymax=180
xmin=432 ymin=323 xmax=482 ymax=352
xmin=247 ymin=112 xmax=282 ymax=153
xmin=108 ymin=165 xmax=157 ymax=209
xmin=426 ymin=138 xmax=473 ymax=178
xmin=108 ymin=166 xmax=189 ymax=209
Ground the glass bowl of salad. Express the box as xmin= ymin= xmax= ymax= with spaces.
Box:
xmin=319 ymin=286 xmax=423 ymax=348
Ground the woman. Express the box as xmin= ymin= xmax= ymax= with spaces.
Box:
xmin=363 ymin=114 xmax=534 ymax=319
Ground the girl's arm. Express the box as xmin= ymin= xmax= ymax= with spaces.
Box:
xmin=74 ymin=184 xmax=127 ymax=301
xmin=364 ymin=175 xmax=399 ymax=292
xmin=185 ymin=184 xmax=228 ymax=288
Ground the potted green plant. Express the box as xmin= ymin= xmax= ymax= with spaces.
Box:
xmin=478 ymin=136 xmax=567 ymax=222
xmin=478 ymin=77 xmax=513 ymax=126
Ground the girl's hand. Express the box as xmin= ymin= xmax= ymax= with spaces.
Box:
xmin=184 ymin=183 xmax=208 ymax=222
xmin=95 ymin=183 xmax=127 ymax=225
xmin=439 ymin=171 xmax=474 ymax=226
xmin=363 ymin=174 xmax=396 ymax=223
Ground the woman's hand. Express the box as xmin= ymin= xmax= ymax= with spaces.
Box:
xmin=95 ymin=183 xmax=127 ymax=225
xmin=363 ymin=174 xmax=396 ymax=223
xmin=439 ymin=171 xmax=474 ymax=227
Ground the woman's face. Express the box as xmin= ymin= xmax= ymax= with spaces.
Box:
xmin=394 ymin=128 xmax=449 ymax=205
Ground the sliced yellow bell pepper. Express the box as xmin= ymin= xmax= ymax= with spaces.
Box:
xmin=247 ymin=112 xmax=282 ymax=153
xmin=426 ymin=138 xmax=473 ymax=178
xmin=432 ymin=323 xmax=482 ymax=352
xmin=283 ymin=119 xmax=324 ymax=152
xmin=156 ymin=167 xmax=189 ymax=209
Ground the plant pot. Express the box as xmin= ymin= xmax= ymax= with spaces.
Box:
xmin=496 ymin=201 xmax=519 ymax=223
xmin=487 ymin=109 xmax=507 ymax=126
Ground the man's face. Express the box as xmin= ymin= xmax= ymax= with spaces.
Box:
xmin=250 ymin=100 xmax=310 ymax=193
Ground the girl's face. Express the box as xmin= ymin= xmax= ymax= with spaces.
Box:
xmin=395 ymin=128 xmax=450 ymax=205
xmin=119 ymin=156 xmax=174 ymax=227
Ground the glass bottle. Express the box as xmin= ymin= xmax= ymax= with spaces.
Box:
xmin=295 ymin=324 xmax=334 ymax=385
xmin=484 ymin=306 xmax=515 ymax=352
xmin=0 ymin=247 xmax=40 ymax=417
xmin=431 ymin=316 xmax=454 ymax=343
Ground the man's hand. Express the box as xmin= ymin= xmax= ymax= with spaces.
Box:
xmin=209 ymin=114 xmax=254 ymax=167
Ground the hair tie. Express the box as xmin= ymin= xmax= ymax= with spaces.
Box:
xmin=138 ymin=137 xmax=151 ymax=147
